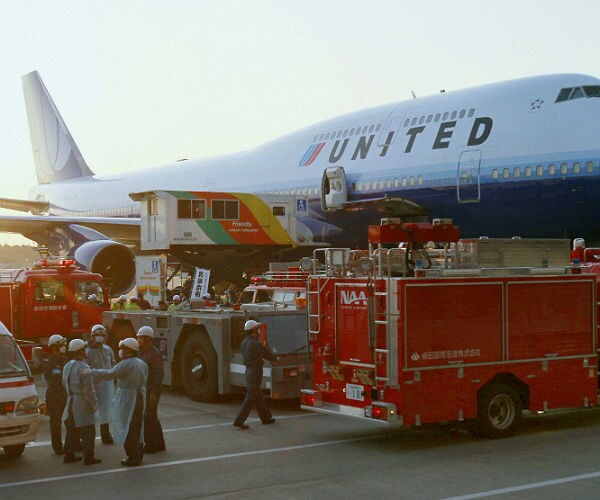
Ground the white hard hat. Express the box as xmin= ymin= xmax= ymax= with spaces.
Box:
xmin=119 ymin=294 xmax=128 ymax=301
xmin=137 ymin=325 xmax=154 ymax=338
xmin=91 ymin=324 xmax=106 ymax=334
xmin=89 ymin=294 xmax=97 ymax=300
xmin=119 ymin=337 xmax=139 ymax=351
xmin=573 ymin=237 xmax=585 ymax=249
xmin=48 ymin=334 xmax=66 ymax=346
xmin=68 ymin=339 xmax=86 ymax=352
xmin=202 ymin=293 xmax=211 ymax=299
xmin=172 ymin=294 xmax=181 ymax=301
xmin=244 ymin=319 xmax=260 ymax=331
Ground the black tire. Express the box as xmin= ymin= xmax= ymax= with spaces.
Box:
xmin=179 ymin=334 xmax=218 ymax=403
xmin=478 ymin=383 xmax=522 ymax=439
xmin=4 ymin=443 xmax=25 ymax=457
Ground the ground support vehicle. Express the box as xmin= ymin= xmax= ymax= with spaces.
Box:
xmin=0 ymin=257 xmax=109 ymax=365
xmin=103 ymin=307 xmax=311 ymax=402
xmin=237 ymin=266 xmax=308 ymax=311
xmin=0 ymin=322 xmax=40 ymax=457
xmin=301 ymin=220 xmax=599 ymax=438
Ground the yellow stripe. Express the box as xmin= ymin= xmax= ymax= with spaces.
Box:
xmin=235 ymin=193 xmax=295 ymax=246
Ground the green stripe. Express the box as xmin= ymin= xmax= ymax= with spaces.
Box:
xmin=168 ymin=190 xmax=198 ymax=200
xmin=196 ymin=220 xmax=238 ymax=244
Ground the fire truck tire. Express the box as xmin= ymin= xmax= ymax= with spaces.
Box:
xmin=3 ymin=443 xmax=25 ymax=457
xmin=180 ymin=334 xmax=218 ymax=403
xmin=477 ymin=383 xmax=522 ymax=439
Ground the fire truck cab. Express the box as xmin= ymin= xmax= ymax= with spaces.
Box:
xmin=0 ymin=256 xmax=109 ymax=350
xmin=301 ymin=220 xmax=599 ymax=438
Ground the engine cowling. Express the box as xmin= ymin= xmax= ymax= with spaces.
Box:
xmin=71 ymin=240 xmax=135 ymax=297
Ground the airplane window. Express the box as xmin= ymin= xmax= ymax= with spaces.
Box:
xmin=503 ymin=168 xmax=510 ymax=179
xmin=434 ymin=113 xmax=441 ymax=122
xmin=337 ymin=131 xmax=343 ymax=138
xmin=536 ymin=165 xmax=544 ymax=176
xmin=325 ymin=133 xmax=330 ymax=140
xmin=296 ymin=188 xmax=301 ymax=195
xmin=402 ymin=177 xmax=407 ymax=187
xmin=376 ymin=124 xmax=381 ymax=131
xmin=357 ymin=182 xmax=363 ymax=191
xmin=560 ymin=163 xmax=568 ymax=174
xmin=319 ymin=134 xmax=324 ymax=141
xmin=459 ymin=109 xmax=466 ymax=119
xmin=548 ymin=164 xmax=556 ymax=175
xmin=369 ymin=125 xmax=374 ymax=133
xmin=409 ymin=177 xmax=416 ymax=186
xmin=394 ymin=178 xmax=399 ymax=187
xmin=555 ymin=88 xmax=572 ymax=102
xmin=386 ymin=179 xmax=391 ymax=188
xmin=302 ymin=188 xmax=307 ymax=195
xmin=583 ymin=86 xmax=600 ymax=97
xmin=411 ymin=118 xmax=417 ymax=126
xmin=379 ymin=180 xmax=384 ymax=189
xmin=570 ymin=88 xmax=584 ymax=100
xmin=586 ymin=161 xmax=595 ymax=173
xmin=419 ymin=116 xmax=425 ymax=125
xmin=404 ymin=119 xmax=410 ymax=127
xmin=573 ymin=162 xmax=581 ymax=174
xmin=443 ymin=112 xmax=449 ymax=120
xmin=468 ymin=108 xmax=475 ymax=117
xmin=513 ymin=167 xmax=521 ymax=178
xmin=362 ymin=126 xmax=368 ymax=134
xmin=450 ymin=111 xmax=457 ymax=119
xmin=524 ymin=166 xmax=532 ymax=177
xmin=315 ymin=187 xmax=319 ymax=195
xmin=350 ymin=128 xmax=355 ymax=136
xmin=492 ymin=169 xmax=499 ymax=179
xmin=426 ymin=115 xmax=433 ymax=123
xmin=417 ymin=176 xmax=424 ymax=186
xmin=343 ymin=129 xmax=348 ymax=137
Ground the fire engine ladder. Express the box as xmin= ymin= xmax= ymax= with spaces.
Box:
xmin=307 ymin=276 xmax=329 ymax=335
xmin=372 ymin=276 xmax=399 ymax=388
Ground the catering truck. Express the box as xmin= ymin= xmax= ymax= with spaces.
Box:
xmin=301 ymin=220 xmax=599 ymax=438
xmin=102 ymin=306 xmax=311 ymax=403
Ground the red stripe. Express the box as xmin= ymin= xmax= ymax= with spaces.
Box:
xmin=0 ymin=380 xmax=33 ymax=389
xmin=306 ymin=143 xmax=325 ymax=165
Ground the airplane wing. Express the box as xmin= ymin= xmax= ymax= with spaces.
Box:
xmin=0 ymin=197 xmax=49 ymax=214
xmin=0 ymin=214 xmax=140 ymax=246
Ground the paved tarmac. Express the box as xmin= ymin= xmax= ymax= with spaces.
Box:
xmin=2 ymin=378 xmax=600 ymax=499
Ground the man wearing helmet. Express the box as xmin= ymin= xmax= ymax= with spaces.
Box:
xmin=136 ymin=326 xmax=166 ymax=453
xmin=87 ymin=337 xmax=148 ymax=466
xmin=43 ymin=334 xmax=68 ymax=455
xmin=86 ymin=324 xmax=115 ymax=444
xmin=111 ymin=295 xmax=128 ymax=310
xmin=233 ymin=320 xmax=277 ymax=429
xmin=62 ymin=339 xmax=101 ymax=465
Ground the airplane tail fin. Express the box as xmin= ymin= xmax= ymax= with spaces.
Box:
xmin=22 ymin=71 xmax=95 ymax=184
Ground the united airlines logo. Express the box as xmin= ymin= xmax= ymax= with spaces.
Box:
xmin=299 ymin=143 xmax=326 ymax=166
xmin=340 ymin=290 xmax=368 ymax=306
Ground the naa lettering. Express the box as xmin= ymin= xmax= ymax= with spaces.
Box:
xmin=340 ymin=290 xmax=368 ymax=306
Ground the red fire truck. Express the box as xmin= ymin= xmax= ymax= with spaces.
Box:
xmin=301 ymin=220 xmax=599 ymax=438
xmin=0 ymin=256 xmax=109 ymax=362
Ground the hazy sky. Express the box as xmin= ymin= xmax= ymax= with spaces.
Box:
xmin=1 ymin=0 xmax=599 ymax=244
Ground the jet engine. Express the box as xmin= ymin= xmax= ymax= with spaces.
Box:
xmin=70 ymin=240 xmax=135 ymax=297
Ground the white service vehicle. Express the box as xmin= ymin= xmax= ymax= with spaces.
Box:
xmin=0 ymin=321 xmax=41 ymax=457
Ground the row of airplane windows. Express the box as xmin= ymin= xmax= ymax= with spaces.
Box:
xmin=312 ymin=107 xmax=478 ymax=144
xmin=265 ymin=160 xmax=598 ymax=197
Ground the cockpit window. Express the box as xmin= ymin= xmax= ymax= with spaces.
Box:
xmin=556 ymin=85 xmax=600 ymax=102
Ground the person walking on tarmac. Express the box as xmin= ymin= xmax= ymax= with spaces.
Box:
xmin=85 ymin=324 xmax=115 ymax=444
xmin=87 ymin=338 xmax=148 ymax=466
xmin=233 ymin=320 xmax=278 ymax=429
xmin=42 ymin=334 xmax=68 ymax=455
xmin=62 ymin=339 xmax=101 ymax=465
xmin=136 ymin=326 xmax=166 ymax=453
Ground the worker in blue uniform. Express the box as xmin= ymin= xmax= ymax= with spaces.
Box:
xmin=233 ymin=320 xmax=278 ymax=429
xmin=43 ymin=334 xmax=68 ymax=455
xmin=85 ymin=324 xmax=115 ymax=444
xmin=62 ymin=339 xmax=101 ymax=465
xmin=88 ymin=337 xmax=148 ymax=466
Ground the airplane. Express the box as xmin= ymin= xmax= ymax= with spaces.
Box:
xmin=0 ymin=71 xmax=598 ymax=294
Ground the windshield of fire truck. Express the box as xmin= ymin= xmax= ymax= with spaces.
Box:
xmin=0 ymin=335 xmax=29 ymax=376
xmin=75 ymin=280 xmax=106 ymax=306
xmin=34 ymin=281 xmax=65 ymax=302
xmin=260 ymin=314 xmax=308 ymax=355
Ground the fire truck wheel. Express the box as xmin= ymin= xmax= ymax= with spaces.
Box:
xmin=477 ymin=383 xmax=522 ymax=439
xmin=180 ymin=334 xmax=218 ymax=403
xmin=3 ymin=443 xmax=26 ymax=458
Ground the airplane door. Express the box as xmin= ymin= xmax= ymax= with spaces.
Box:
xmin=457 ymin=150 xmax=481 ymax=203
xmin=321 ymin=167 xmax=348 ymax=211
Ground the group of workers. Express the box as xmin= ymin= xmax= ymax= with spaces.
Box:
xmin=43 ymin=323 xmax=165 ymax=467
